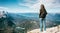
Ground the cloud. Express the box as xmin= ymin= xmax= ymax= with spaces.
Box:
xmin=0 ymin=7 xmax=37 ymax=13
xmin=19 ymin=0 xmax=60 ymax=8
xmin=19 ymin=0 xmax=60 ymax=13
xmin=0 ymin=7 xmax=8 ymax=11
xmin=0 ymin=0 xmax=60 ymax=13
xmin=19 ymin=0 xmax=40 ymax=12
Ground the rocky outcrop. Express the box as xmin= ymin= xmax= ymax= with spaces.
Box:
xmin=27 ymin=25 xmax=60 ymax=33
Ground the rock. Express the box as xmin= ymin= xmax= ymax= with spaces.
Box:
xmin=27 ymin=25 xmax=60 ymax=33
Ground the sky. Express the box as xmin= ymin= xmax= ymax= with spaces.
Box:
xmin=0 ymin=0 xmax=60 ymax=13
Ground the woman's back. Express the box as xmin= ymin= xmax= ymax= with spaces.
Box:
xmin=39 ymin=4 xmax=47 ymax=18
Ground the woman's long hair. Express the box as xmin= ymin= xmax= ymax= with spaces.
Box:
xmin=40 ymin=4 xmax=46 ymax=13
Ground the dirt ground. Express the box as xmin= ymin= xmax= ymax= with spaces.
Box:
xmin=27 ymin=25 xmax=60 ymax=33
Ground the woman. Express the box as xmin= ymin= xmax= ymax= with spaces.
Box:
xmin=39 ymin=4 xmax=47 ymax=32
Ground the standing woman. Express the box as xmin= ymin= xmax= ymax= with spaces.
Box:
xmin=39 ymin=4 xmax=47 ymax=32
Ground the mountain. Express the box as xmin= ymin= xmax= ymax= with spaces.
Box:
xmin=0 ymin=13 xmax=60 ymax=33
xmin=7 ymin=13 xmax=60 ymax=28
xmin=7 ymin=13 xmax=36 ymax=25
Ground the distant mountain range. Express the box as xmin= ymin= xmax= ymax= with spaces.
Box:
xmin=7 ymin=13 xmax=60 ymax=28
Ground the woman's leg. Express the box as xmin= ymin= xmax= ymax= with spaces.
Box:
xmin=43 ymin=18 xmax=46 ymax=31
xmin=40 ymin=18 xmax=43 ymax=32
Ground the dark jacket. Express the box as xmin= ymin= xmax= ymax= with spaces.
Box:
xmin=39 ymin=10 xmax=47 ymax=18
xmin=39 ymin=4 xmax=47 ymax=18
